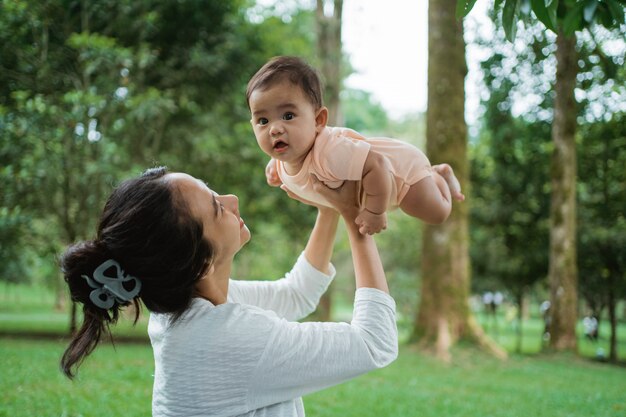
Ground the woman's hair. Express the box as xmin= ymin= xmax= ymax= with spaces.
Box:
xmin=60 ymin=167 xmax=213 ymax=378
xmin=246 ymin=55 xmax=324 ymax=110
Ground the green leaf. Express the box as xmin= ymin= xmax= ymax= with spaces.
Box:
xmin=583 ymin=0 xmax=599 ymax=22
xmin=547 ymin=0 xmax=559 ymax=27
xmin=595 ymin=3 xmax=615 ymax=26
xmin=456 ymin=0 xmax=479 ymax=18
xmin=531 ymin=0 xmax=557 ymax=31
xmin=503 ymin=0 xmax=521 ymax=42
xmin=604 ymin=0 xmax=626 ymax=24
xmin=562 ymin=1 xmax=585 ymax=34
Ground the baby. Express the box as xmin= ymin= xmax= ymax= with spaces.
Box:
xmin=246 ymin=56 xmax=464 ymax=235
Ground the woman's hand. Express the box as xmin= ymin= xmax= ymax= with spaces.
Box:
xmin=281 ymin=175 xmax=361 ymax=223
xmin=280 ymin=184 xmax=331 ymax=211
xmin=307 ymin=176 xmax=361 ymax=222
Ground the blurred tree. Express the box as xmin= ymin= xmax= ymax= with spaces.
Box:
xmin=470 ymin=45 xmax=552 ymax=353
xmin=311 ymin=0 xmax=344 ymax=321
xmin=578 ymin=115 xmax=626 ymax=363
xmin=467 ymin=16 xmax=558 ymax=352
xmin=458 ymin=0 xmax=626 ymax=352
xmin=316 ymin=0 xmax=343 ymax=126
xmin=0 ymin=1 xmax=134 ymax=302
xmin=410 ymin=0 xmax=506 ymax=361
xmin=0 ymin=0 xmax=316 ymax=326
xmin=0 ymin=0 xmax=337 ymax=297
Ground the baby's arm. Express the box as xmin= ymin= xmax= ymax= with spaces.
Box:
xmin=357 ymin=151 xmax=392 ymax=235
xmin=265 ymin=158 xmax=282 ymax=187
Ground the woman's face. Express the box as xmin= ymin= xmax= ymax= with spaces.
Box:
xmin=167 ymin=173 xmax=251 ymax=260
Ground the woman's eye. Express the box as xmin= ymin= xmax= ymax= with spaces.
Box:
xmin=258 ymin=118 xmax=268 ymax=125
xmin=283 ymin=112 xmax=294 ymax=121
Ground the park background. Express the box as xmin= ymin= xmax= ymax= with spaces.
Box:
xmin=1 ymin=0 xmax=625 ymax=416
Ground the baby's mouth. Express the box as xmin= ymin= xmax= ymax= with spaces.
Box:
xmin=273 ymin=140 xmax=288 ymax=151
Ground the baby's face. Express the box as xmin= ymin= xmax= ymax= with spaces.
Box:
xmin=249 ymin=80 xmax=326 ymax=167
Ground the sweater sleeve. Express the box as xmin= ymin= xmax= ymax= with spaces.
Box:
xmin=245 ymin=287 xmax=398 ymax=411
xmin=227 ymin=252 xmax=335 ymax=321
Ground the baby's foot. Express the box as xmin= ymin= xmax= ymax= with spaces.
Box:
xmin=433 ymin=164 xmax=465 ymax=201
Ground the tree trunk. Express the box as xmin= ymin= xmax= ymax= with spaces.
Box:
xmin=515 ymin=290 xmax=524 ymax=354
xmin=316 ymin=0 xmax=343 ymax=127
xmin=411 ymin=0 xmax=506 ymax=361
xmin=314 ymin=0 xmax=343 ymax=321
xmin=608 ymin=273 xmax=617 ymax=362
xmin=547 ymin=31 xmax=578 ymax=352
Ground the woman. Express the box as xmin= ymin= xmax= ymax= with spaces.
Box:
xmin=61 ymin=167 xmax=397 ymax=416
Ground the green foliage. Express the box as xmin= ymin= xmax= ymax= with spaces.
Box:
xmin=503 ymin=0 xmax=523 ymax=41
xmin=577 ymin=115 xmax=626 ymax=313
xmin=458 ymin=0 xmax=626 ymax=40
xmin=530 ymin=0 xmax=559 ymax=31
xmin=469 ymin=24 xmax=553 ymax=298
xmin=457 ymin=0 xmax=480 ymax=18
xmin=0 ymin=0 xmax=323 ymax=287
xmin=342 ymin=89 xmax=390 ymax=133
xmin=468 ymin=13 xmax=625 ymax=315
xmin=0 ymin=207 xmax=30 ymax=283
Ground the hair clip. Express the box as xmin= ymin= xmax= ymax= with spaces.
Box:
xmin=82 ymin=259 xmax=141 ymax=309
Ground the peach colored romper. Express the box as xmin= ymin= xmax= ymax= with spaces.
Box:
xmin=276 ymin=126 xmax=433 ymax=209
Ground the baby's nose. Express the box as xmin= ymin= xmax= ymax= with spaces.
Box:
xmin=270 ymin=121 xmax=284 ymax=135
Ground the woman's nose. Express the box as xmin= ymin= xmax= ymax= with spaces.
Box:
xmin=222 ymin=195 xmax=239 ymax=216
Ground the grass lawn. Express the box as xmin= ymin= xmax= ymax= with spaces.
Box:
xmin=2 ymin=281 xmax=625 ymax=359
xmin=1 ymin=338 xmax=153 ymax=417
xmin=2 ymin=282 xmax=625 ymax=416
xmin=1 ymin=338 xmax=625 ymax=417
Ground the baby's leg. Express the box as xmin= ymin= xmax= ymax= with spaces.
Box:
xmin=400 ymin=175 xmax=452 ymax=225
xmin=432 ymin=163 xmax=465 ymax=201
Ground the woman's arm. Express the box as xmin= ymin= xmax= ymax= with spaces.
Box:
xmin=343 ymin=213 xmax=389 ymax=293
xmin=244 ymin=180 xmax=396 ymax=410
xmin=309 ymin=177 xmax=388 ymax=292
xmin=303 ymin=207 xmax=339 ymax=275
xmin=246 ymin=291 xmax=397 ymax=411
xmin=228 ymin=205 xmax=339 ymax=320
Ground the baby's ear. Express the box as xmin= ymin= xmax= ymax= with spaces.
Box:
xmin=315 ymin=106 xmax=328 ymax=131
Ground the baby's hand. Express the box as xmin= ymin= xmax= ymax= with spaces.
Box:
xmin=355 ymin=209 xmax=387 ymax=235
xmin=265 ymin=158 xmax=282 ymax=187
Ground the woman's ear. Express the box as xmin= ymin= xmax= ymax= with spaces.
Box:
xmin=315 ymin=106 xmax=329 ymax=132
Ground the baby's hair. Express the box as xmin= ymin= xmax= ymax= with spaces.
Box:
xmin=60 ymin=167 xmax=214 ymax=378
xmin=246 ymin=56 xmax=324 ymax=110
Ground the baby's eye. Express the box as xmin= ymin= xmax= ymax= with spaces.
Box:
xmin=283 ymin=112 xmax=294 ymax=121
xmin=258 ymin=118 xmax=268 ymax=125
